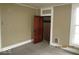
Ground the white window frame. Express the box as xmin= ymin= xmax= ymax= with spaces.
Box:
xmin=70 ymin=4 xmax=79 ymax=48
xmin=41 ymin=7 xmax=52 ymax=16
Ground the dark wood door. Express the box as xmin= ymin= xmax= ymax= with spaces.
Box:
xmin=33 ymin=16 xmax=43 ymax=43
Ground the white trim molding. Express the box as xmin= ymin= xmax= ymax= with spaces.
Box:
xmin=0 ymin=39 xmax=33 ymax=52
xmin=53 ymin=4 xmax=70 ymax=7
xmin=50 ymin=7 xmax=54 ymax=45
xmin=15 ymin=3 xmax=39 ymax=9
xmin=50 ymin=43 xmax=62 ymax=47
xmin=62 ymin=47 xmax=79 ymax=54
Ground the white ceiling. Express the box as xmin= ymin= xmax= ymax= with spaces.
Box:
xmin=23 ymin=3 xmax=70 ymax=8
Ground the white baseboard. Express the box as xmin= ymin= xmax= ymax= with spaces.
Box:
xmin=62 ymin=47 xmax=79 ymax=54
xmin=50 ymin=42 xmax=62 ymax=47
xmin=0 ymin=39 xmax=33 ymax=52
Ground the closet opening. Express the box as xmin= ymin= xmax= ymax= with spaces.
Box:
xmin=43 ymin=16 xmax=51 ymax=43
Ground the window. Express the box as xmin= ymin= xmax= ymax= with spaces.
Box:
xmin=73 ymin=7 xmax=79 ymax=45
xmin=71 ymin=6 xmax=79 ymax=46
xmin=41 ymin=8 xmax=52 ymax=16
xmin=42 ymin=9 xmax=51 ymax=15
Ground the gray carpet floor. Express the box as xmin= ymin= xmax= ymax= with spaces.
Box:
xmin=0 ymin=40 xmax=74 ymax=55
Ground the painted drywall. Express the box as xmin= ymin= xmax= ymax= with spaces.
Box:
xmin=0 ymin=8 xmax=1 ymax=48
xmin=0 ymin=4 xmax=40 ymax=48
xmin=53 ymin=4 xmax=72 ymax=47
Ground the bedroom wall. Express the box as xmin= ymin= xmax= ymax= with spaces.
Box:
xmin=0 ymin=7 xmax=1 ymax=48
xmin=53 ymin=4 xmax=72 ymax=47
xmin=0 ymin=4 xmax=40 ymax=48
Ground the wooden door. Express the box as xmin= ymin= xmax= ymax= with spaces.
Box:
xmin=33 ymin=16 xmax=43 ymax=43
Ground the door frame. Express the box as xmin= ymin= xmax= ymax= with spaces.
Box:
xmin=40 ymin=7 xmax=54 ymax=45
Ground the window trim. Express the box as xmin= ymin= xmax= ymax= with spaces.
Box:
xmin=70 ymin=4 xmax=79 ymax=48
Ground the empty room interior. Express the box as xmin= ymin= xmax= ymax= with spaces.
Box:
xmin=0 ymin=3 xmax=79 ymax=55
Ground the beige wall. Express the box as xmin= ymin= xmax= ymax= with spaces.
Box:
xmin=0 ymin=7 xmax=1 ymax=48
xmin=0 ymin=4 xmax=40 ymax=48
xmin=0 ymin=3 xmax=72 ymax=48
xmin=53 ymin=4 xmax=72 ymax=47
